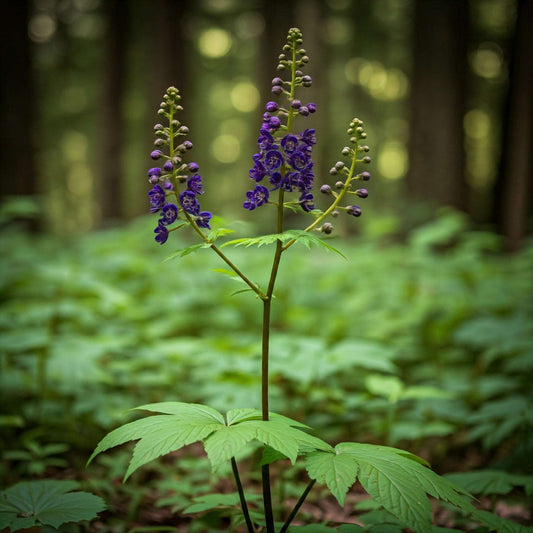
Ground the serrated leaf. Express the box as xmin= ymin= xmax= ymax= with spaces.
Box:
xmin=162 ymin=243 xmax=210 ymax=262
xmin=133 ymin=402 xmax=225 ymax=424
xmin=445 ymin=470 xmax=533 ymax=497
xmin=203 ymin=424 xmax=257 ymax=469
xmin=470 ymin=509 xmax=526 ymax=533
xmin=261 ymin=445 xmax=288 ymax=465
xmin=335 ymin=443 xmax=474 ymax=533
xmin=125 ymin=420 xmax=222 ymax=480
xmin=305 ymin=451 xmax=359 ymax=505
xmin=225 ymin=408 xmax=310 ymax=428
xmin=0 ymin=480 xmax=105 ymax=530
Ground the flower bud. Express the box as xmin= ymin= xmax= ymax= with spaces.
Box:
xmin=179 ymin=126 xmax=189 ymax=134
xmin=184 ymin=140 xmax=193 ymax=150
xmin=335 ymin=161 xmax=345 ymax=170
xmin=359 ymin=172 xmax=371 ymax=181
xmin=265 ymin=101 xmax=278 ymax=112
xmin=307 ymin=103 xmax=317 ymax=113
xmin=329 ymin=167 xmax=338 ymax=176
xmin=302 ymin=75 xmax=312 ymax=87
xmin=321 ymin=222 xmax=333 ymax=234
xmin=290 ymin=99 xmax=302 ymax=109
xmin=299 ymin=106 xmax=309 ymax=116
xmin=154 ymin=138 xmax=165 ymax=147
xmin=335 ymin=181 xmax=344 ymax=189
xmin=360 ymin=145 xmax=370 ymax=152
xmin=320 ymin=184 xmax=332 ymax=194
xmin=163 ymin=161 xmax=173 ymax=172
xmin=271 ymin=86 xmax=283 ymax=95
xmin=188 ymin=162 xmax=199 ymax=172
xmin=347 ymin=205 xmax=362 ymax=217
xmin=154 ymin=123 xmax=164 ymax=131
xmin=355 ymin=188 xmax=368 ymax=198
xmin=151 ymin=150 xmax=162 ymax=160
xmin=362 ymin=156 xmax=371 ymax=164
xmin=341 ymin=147 xmax=351 ymax=156
xmin=332 ymin=210 xmax=340 ymax=217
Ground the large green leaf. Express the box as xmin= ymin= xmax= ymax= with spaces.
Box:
xmin=305 ymin=452 xmax=359 ymax=505
xmin=88 ymin=403 xmax=226 ymax=479
xmin=203 ymin=424 xmax=258 ymax=468
xmin=0 ymin=480 xmax=105 ymax=531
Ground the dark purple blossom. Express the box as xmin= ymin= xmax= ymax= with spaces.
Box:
xmin=299 ymin=129 xmax=317 ymax=146
xmin=148 ymin=167 xmax=162 ymax=179
xmin=264 ymin=150 xmax=283 ymax=171
xmin=149 ymin=184 xmax=166 ymax=213
xmin=188 ymin=162 xmax=199 ymax=172
xmin=160 ymin=203 xmax=178 ymax=225
xmin=320 ymin=184 xmax=332 ymax=194
xmin=163 ymin=181 xmax=174 ymax=190
xmin=243 ymin=185 xmax=270 ymax=210
xmin=154 ymin=224 xmax=169 ymax=244
xmin=151 ymin=150 xmax=162 ymax=160
xmin=187 ymin=174 xmax=204 ymax=195
xmin=291 ymin=100 xmax=302 ymax=109
xmin=269 ymin=116 xmax=281 ymax=130
xmin=269 ymin=172 xmax=282 ymax=189
xmin=299 ymin=192 xmax=315 ymax=212
xmin=180 ymin=190 xmax=200 ymax=215
xmin=281 ymin=134 xmax=298 ymax=154
xmin=307 ymin=103 xmax=317 ymax=113
xmin=249 ymin=161 xmax=267 ymax=182
xmin=163 ymin=161 xmax=173 ymax=172
xmin=289 ymin=150 xmax=309 ymax=171
xmin=355 ymin=188 xmax=369 ymax=198
xmin=196 ymin=211 xmax=212 ymax=229
xmin=265 ymin=101 xmax=278 ymax=112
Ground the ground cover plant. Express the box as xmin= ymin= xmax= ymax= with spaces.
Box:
xmin=1 ymin=27 xmax=533 ymax=533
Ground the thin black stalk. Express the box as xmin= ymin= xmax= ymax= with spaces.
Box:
xmin=262 ymin=463 xmax=275 ymax=533
xmin=231 ymin=457 xmax=255 ymax=533
xmin=279 ymin=479 xmax=316 ymax=533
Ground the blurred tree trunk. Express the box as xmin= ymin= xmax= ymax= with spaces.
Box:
xmin=497 ymin=0 xmax=533 ymax=251
xmin=0 ymin=0 xmax=38 ymax=222
xmin=407 ymin=0 xmax=469 ymax=211
xmin=99 ymin=0 xmax=128 ymax=223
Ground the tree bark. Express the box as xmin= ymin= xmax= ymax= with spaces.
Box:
xmin=498 ymin=0 xmax=533 ymax=251
xmin=99 ymin=0 xmax=128 ymax=223
xmin=407 ymin=0 xmax=469 ymax=211
xmin=0 ymin=0 xmax=38 ymax=215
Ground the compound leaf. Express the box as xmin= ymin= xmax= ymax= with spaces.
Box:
xmin=0 ymin=480 xmax=105 ymax=530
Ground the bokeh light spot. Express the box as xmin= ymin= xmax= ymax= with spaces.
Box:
xmin=212 ymin=134 xmax=241 ymax=163
xmin=231 ymin=82 xmax=260 ymax=112
xmin=377 ymin=142 xmax=408 ymax=180
xmin=198 ymin=28 xmax=232 ymax=58
xmin=464 ymin=109 xmax=491 ymax=139
xmin=471 ymin=43 xmax=503 ymax=79
xmin=28 ymin=13 xmax=56 ymax=43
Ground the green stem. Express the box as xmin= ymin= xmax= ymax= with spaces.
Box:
xmin=279 ymin=479 xmax=316 ymax=533
xmin=231 ymin=457 xmax=255 ymax=533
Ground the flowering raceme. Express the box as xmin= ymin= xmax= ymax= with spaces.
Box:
xmin=146 ymin=87 xmax=212 ymax=244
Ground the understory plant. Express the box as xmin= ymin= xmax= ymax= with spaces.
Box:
xmin=88 ymin=29 xmax=523 ymax=532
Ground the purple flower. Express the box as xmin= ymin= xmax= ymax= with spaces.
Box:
xmin=249 ymin=161 xmax=267 ymax=182
xmin=148 ymin=167 xmax=162 ymax=179
xmin=258 ymin=129 xmax=275 ymax=150
xmin=299 ymin=106 xmax=309 ymax=117
xmin=299 ymin=129 xmax=317 ymax=146
xmin=188 ymin=162 xmax=199 ymax=172
xmin=290 ymin=99 xmax=301 ymax=109
xmin=355 ymin=188 xmax=369 ymax=198
xmin=160 ymin=203 xmax=178 ymax=225
xmin=196 ymin=211 xmax=212 ymax=229
xmin=269 ymin=116 xmax=281 ymax=130
xmin=281 ymin=134 xmax=298 ymax=154
xmin=265 ymin=101 xmax=278 ymax=112
xmin=163 ymin=181 xmax=174 ymax=190
xmin=264 ymin=150 xmax=283 ymax=171
xmin=187 ymin=174 xmax=204 ymax=195
xmin=154 ymin=224 xmax=169 ymax=244
xmin=269 ymin=172 xmax=282 ymax=189
xmin=148 ymin=184 xmax=166 ymax=213
xmin=299 ymin=192 xmax=315 ymax=212
xmin=151 ymin=150 xmax=162 ymax=160
xmin=163 ymin=160 xmax=173 ymax=172
xmin=180 ymin=190 xmax=200 ymax=215
xmin=289 ymin=150 xmax=309 ymax=171
xmin=243 ymin=185 xmax=270 ymax=210
xmin=307 ymin=103 xmax=317 ymax=113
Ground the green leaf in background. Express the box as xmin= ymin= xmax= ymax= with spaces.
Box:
xmin=0 ymin=480 xmax=105 ymax=531
xmin=445 ymin=470 xmax=533 ymax=497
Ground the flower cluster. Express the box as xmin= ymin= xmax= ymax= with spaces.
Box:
xmin=244 ymin=28 xmax=318 ymax=213
xmin=318 ymin=118 xmax=371 ymax=231
xmin=146 ymin=87 xmax=212 ymax=244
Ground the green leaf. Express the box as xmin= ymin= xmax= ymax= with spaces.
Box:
xmin=445 ymin=470 xmax=533 ymax=497
xmin=470 ymin=509 xmax=526 ymax=533
xmin=162 ymin=243 xmax=210 ymax=262
xmin=0 ymin=480 xmax=105 ymax=530
xmin=133 ymin=402 xmax=225 ymax=424
xmin=335 ymin=443 xmax=474 ymax=533
xmin=305 ymin=451 xmax=359 ymax=505
xmin=221 ymin=230 xmax=346 ymax=258
xmin=88 ymin=403 xmax=226 ymax=479
xmin=182 ymin=492 xmax=244 ymax=514
xmin=203 ymin=424 xmax=258 ymax=469
xmin=225 ymin=408 xmax=310 ymax=428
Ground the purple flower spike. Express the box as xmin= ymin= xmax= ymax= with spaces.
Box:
xmin=187 ymin=174 xmax=204 ymax=195
xmin=179 ymin=190 xmax=200 ymax=215
xmin=188 ymin=162 xmax=200 ymax=172
xmin=151 ymin=150 xmax=162 ymax=160
xmin=160 ymin=203 xmax=178 ymax=226
xmin=265 ymin=101 xmax=278 ymax=112
xmin=149 ymin=184 xmax=166 ymax=213
xmin=196 ymin=211 xmax=212 ymax=229
xmin=154 ymin=224 xmax=169 ymax=244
